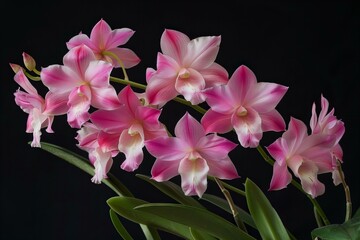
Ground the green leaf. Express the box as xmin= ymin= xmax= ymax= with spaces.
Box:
xmin=135 ymin=203 xmax=256 ymax=240
xmin=38 ymin=141 xmax=132 ymax=197
xmin=201 ymin=193 xmax=256 ymax=229
xmin=107 ymin=196 xmax=193 ymax=239
xmin=189 ymin=228 xmax=217 ymax=240
xmin=311 ymin=207 xmax=360 ymax=240
xmin=136 ymin=174 xmax=204 ymax=208
xmin=245 ymin=178 xmax=291 ymax=240
xmin=109 ymin=209 xmax=134 ymax=240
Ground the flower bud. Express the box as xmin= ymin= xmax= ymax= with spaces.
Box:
xmin=9 ymin=63 xmax=23 ymax=73
xmin=22 ymin=52 xmax=36 ymax=71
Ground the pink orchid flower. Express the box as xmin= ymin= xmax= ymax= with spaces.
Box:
xmin=145 ymin=29 xmax=228 ymax=106
xmin=267 ymin=117 xmax=336 ymax=198
xmin=145 ymin=112 xmax=239 ymax=198
xmin=13 ymin=69 xmax=68 ymax=147
xmin=90 ymin=85 xmax=167 ymax=172
xmin=76 ymin=122 xmax=117 ymax=183
xmin=41 ymin=44 xmax=121 ymax=128
xmin=201 ymin=65 xmax=288 ymax=148
xmin=66 ymin=19 xmax=140 ymax=68
xmin=310 ymin=95 xmax=345 ymax=185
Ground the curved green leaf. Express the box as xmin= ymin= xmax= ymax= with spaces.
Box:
xmin=136 ymin=174 xmax=204 ymax=208
xmin=107 ymin=196 xmax=193 ymax=239
xmin=245 ymin=178 xmax=291 ymax=240
xmin=190 ymin=228 xmax=217 ymax=240
xmin=135 ymin=203 xmax=256 ymax=240
xmin=311 ymin=207 xmax=360 ymax=240
xmin=109 ymin=209 xmax=134 ymax=240
xmin=38 ymin=141 xmax=132 ymax=197
xmin=201 ymin=193 xmax=256 ymax=229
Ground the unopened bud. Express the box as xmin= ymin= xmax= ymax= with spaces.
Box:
xmin=22 ymin=52 xmax=36 ymax=71
xmin=9 ymin=63 xmax=23 ymax=73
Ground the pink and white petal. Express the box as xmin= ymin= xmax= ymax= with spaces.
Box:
xmin=45 ymin=116 xmax=55 ymax=133
xmin=310 ymin=102 xmax=319 ymax=133
xmin=266 ymin=138 xmax=287 ymax=166
xmin=146 ymin=68 xmax=156 ymax=83
xmin=84 ymin=60 xmax=113 ymax=87
xmin=201 ymin=109 xmax=233 ymax=134
xmin=232 ymin=108 xmax=263 ymax=148
xmin=137 ymin=107 xmax=162 ymax=128
xmin=297 ymin=161 xmax=325 ymax=198
xmin=259 ymin=109 xmax=286 ymax=132
xmin=98 ymin=131 xmax=121 ymax=153
xmin=269 ymin=161 xmax=292 ymax=191
xmin=118 ymin=85 xmax=140 ymax=115
xmin=105 ymin=28 xmax=135 ymax=49
xmin=14 ymin=70 xmax=38 ymax=95
xmin=197 ymin=134 xmax=237 ymax=160
xmin=332 ymin=168 xmax=342 ymax=186
xmin=175 ymin=112 xmax=205 ymax=146
xmin=175 ymin=68 xmax=206 ymax=103
xmin=145 ymin=137 xmax=186 ymax=161
xmin=199 ymin=62 xmax=229 ymax=88
xmin=118 ymin=125 xmax=145 ymax=171
xmin=156 ymin=53 xmax=180 ymax=78
xmin=283 ymin=117 xmax=308 ymax=155
xmin=319 ymin=95 xmax=330 ymax=122
xmin=151 ymin=159 xmax=180 ymax=181
xmin=41 ymin=65 xmax=79 ymax=93
xmin=63 ymin=45 xmax=95 ymax=78
xmin=108 ymin=48 xmax=141 ymax=68
xmin=44 ymin=91 xmax=69 ymax=115
xmin=248 ymin=82 xmax=288 ymax=113
xmin=207 ymin=156 xmax=239 ymax=180
xmin=203 ymin=85 xmax=237 ymax=114
xmin=90 ymin=107 xmax=131 ymax=133
xmin=228 ymin=65 xmax=257 ymax=103
xmin=76 ymin=123 xmax=99 ymax=151
xmin=14 ymin=90 xmax=44 ymax=113
xmin=160 ymin=29 xmax=190 ymax=63
xmin=145 ymin=75 xmax=178 ymax=105
xmin=90 ymin=19 xmax=112 ymax=50
xmin=66 ymin=33 xmax=96 ymax=50
xmin=28 ymin=109 xmax=47 ymax=147
xmin=179 ymin=157 xmax=209 ymax=197
xmin=184 ymin=36 xmax=221 ymax=69
xmin=67 ymin=85 xmax=91 ymax=128
xmin=90 ymin=86 xmax=121 ymax=110
xmin=90 ymin=147 xmax=113 ymax=184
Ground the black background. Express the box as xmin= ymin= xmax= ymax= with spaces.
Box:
xmin=1 ymin=1 xmax=359 ymax=239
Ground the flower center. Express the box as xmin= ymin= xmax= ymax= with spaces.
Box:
xmin=178 ymin=68 xmax=190 ymax=79
xmin=236 ymin=106 xmax=248 ymax=117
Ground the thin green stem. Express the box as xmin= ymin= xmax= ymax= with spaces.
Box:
xmin=103 ymin=51 xmax=129 ymax=80
xmin=209 ymin=176 xmax=246 ymax=197
xmin=33 ymin=68 xmax=41 ymax=75
xmin=337 ymin=160 xmax=352 ymax=222
xmin=24 ymin=71 xmax=41 ymax=81
xmin=214 ymin=177 xmax=247 ymax=232
xmin=256 ymin=145 xmax=330 ymax=226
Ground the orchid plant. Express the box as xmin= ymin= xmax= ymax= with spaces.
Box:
xmin=11 ymin=19 xmax=359 ymax=240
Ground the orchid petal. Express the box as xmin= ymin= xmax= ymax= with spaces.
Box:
xmin=67 ymin=85 xmax=91 ymax=128
xmin=98 ymin=131 xmax=120 ymax=154
xmin=90 ymin=147 xmax=113 ymax=184
xmin=90 ymin=86 xmax=121 ymax=110
xmin=118 ymin=124 xmax=145 ymax=172
xmin=146 ymin=75 xmax=178 ymax=105
xmin=145 ymin=137 xmax=186 ymax=161
xmin=203 ymin=85 xmax=236 ymax=114
xmin=199 ymin=62 xmax=229 ymax=88
xmin=63 ymin=45 xmax=96 ymax=78
xmin=248 ymin=82 xmax=288 ymax=113
xmin=232 ymin=107 xmax=263 ymax=148
xmin=14 ymin=70 xmax=37 ymax=95
xmin=66 ymin=33 xmax=96 ymax=50
xmin=282 ymin=117 xmax=308 ymax=156
xmin=175 ymin=113 xmax=205 ymax=146
xmin=184 ymin=36 xmax=221 ymax=69
xmin=260 ymin=109 xmax=286 ymax=132
xmin=90 ymin=19 xmax=112 ymax=50
xmin=76 ymin=123 xmax=100 ymax=151
xmin=297 ymin=161 xmax=325 ymax=198
xmin=105 ymin=28 xmax=135 ymax=49
xmin=84 ymin=60 xmax=113 ymax=87
xmin=269 ymin=161 xmax=292 ymax=191
xmin=228 ymin=65 xmax=257 ymax=103
xmin=266 ymin=138 xmax=287 ymax=166
xmin=197 ymin=134 xmax=237 ymax=160
xmin=207 ymin=156 xmax=239 ymax=179
xmin=41 ymin=65 xmax=79 ymax=93
xmin=118 ymin=86 xmax=140 ymax=115
xmin=160 ymin=29 xmax=190 ymax=63
xmin=179 ymin=157 xmax=209 ymax=197
xmin=43 ymin=91 xmax=69 ymax=115
xmin=156 ymin=53 xmax=180 ymax=77
xmin=151 ymin=159 xmax=180 ymax=181
xmin=175 ymin=68 xmax=206 ymax=103
xmin=201 ymin=109 xmax=232 ymax=134
xmin=90 ymin=107 xmax=131 ymax=133
xmin=108 ymin=48 xmax=140 ymax=68
xmin=14 ymin=90 xmax=44 ymax=113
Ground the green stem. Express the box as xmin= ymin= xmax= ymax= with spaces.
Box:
xmin=337 ymin=160 xmax=352 ymax=222
xmin=24 ymin=71 xmax=41 ymax=81
xmin=209 ymin=176 xmax=246 ymax=197
xmin=256 ymin=145 xmax=330 ymax=226
xmin=103 ymin=51 xmax=129 ymax=80
xmin=33 ymin=68 xmax=41 ymax=75
xmin=214 ymin=177 xmax=247 ymax=232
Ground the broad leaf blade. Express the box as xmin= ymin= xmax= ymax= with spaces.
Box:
xmin=135 ymin=203 xmax=256 ymax=240
xmin=136 ymin=174 xmax=204 ymax=208
xmin=39 ymin=141 xmax=132 ymax=196
xmin=190 ymin=227 xmax=217 ymax=240
xmin=245 ymin=178 xmax=291 ymax=240
xmin=107 ymin=196 xmax=193 ymax=239
xmin=109 ymin=209 xmax=134 ymax=240
xmin=201 ymin=193 xmax=256 ymax=229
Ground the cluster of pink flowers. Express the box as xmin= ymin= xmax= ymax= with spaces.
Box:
xmin=12 ymin=19 xmax=344 ymax=199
